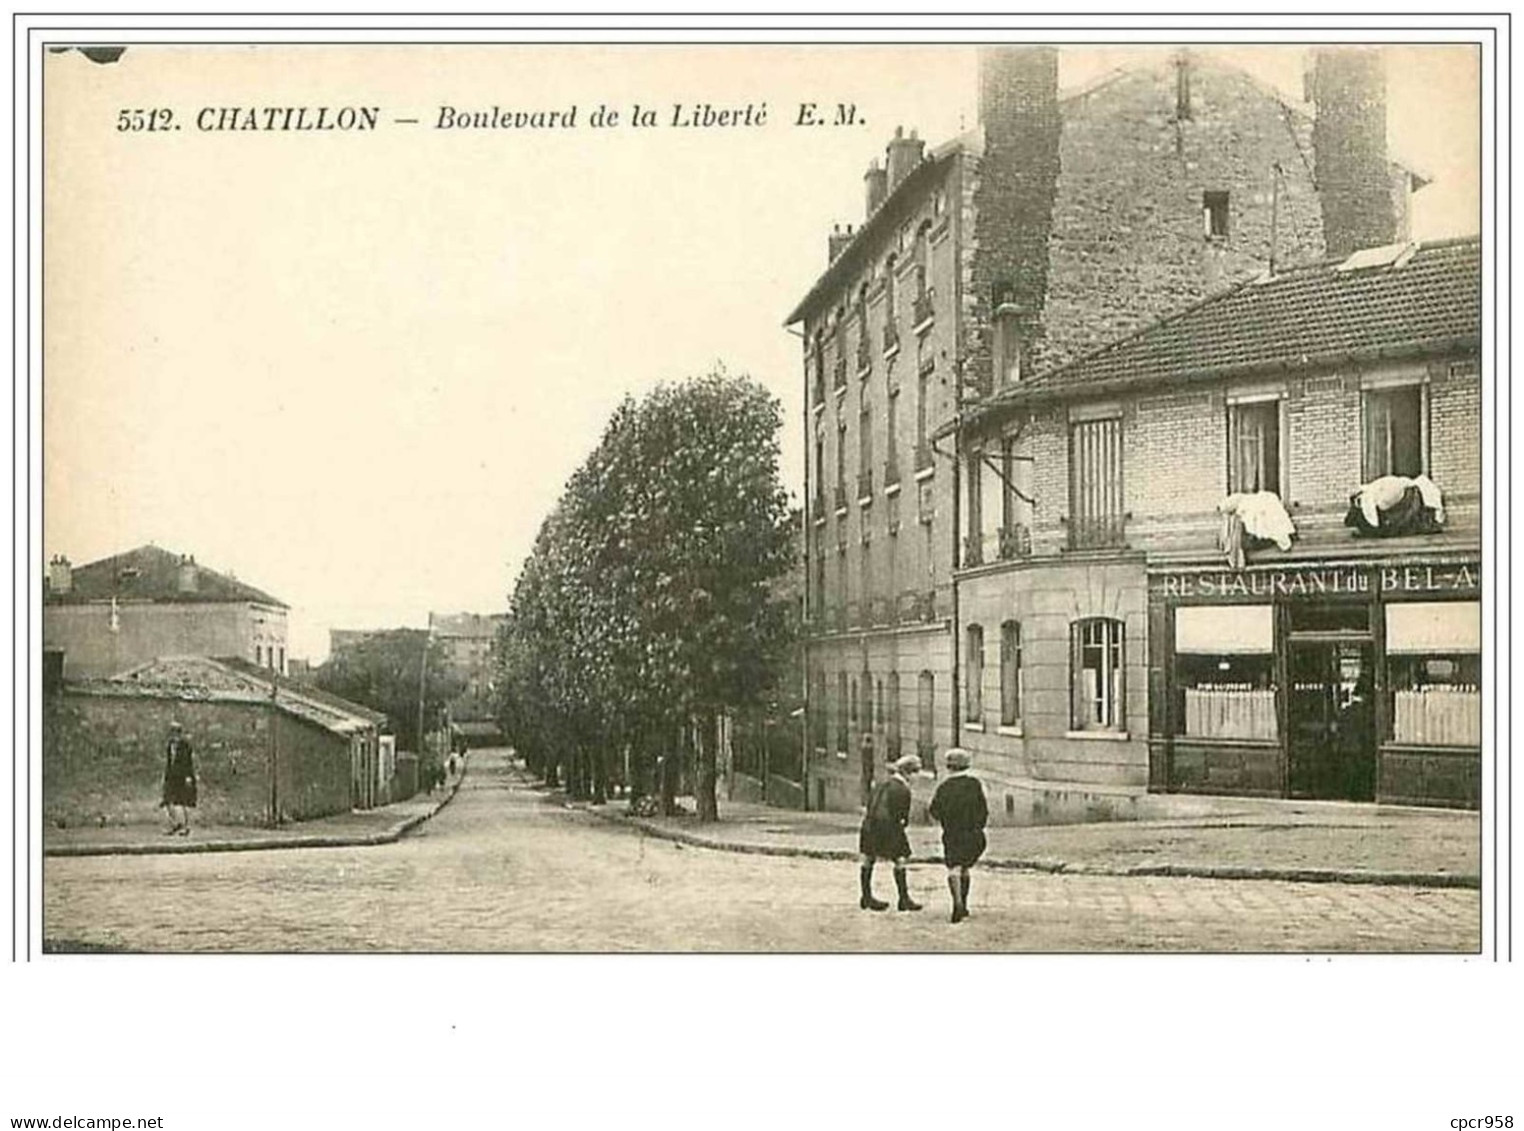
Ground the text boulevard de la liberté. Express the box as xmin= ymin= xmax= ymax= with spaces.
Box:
xmin=115 ymin=102 xmax=864 ymax=134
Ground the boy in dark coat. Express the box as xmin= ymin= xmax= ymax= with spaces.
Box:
xmin=928 ymin=748 xmax=987 ymax=923
xmin=857 ymin=753 xmax=923 ymax=912
xmin=160 ymin=720 xmax=198 ymax=836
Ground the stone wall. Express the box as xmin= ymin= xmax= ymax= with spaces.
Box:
xmin=43 ymin=688 xmax=352 ymax=828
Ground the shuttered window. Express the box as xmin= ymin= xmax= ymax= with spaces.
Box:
xmin=1069 ymin=416 xmax=1124 ymax=549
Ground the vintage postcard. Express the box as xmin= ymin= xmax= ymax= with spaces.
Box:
xmin=8 ymin=15 xmax=1516 ymax=1131
xmin=32 ymin=35 xmax=1491 ymax=957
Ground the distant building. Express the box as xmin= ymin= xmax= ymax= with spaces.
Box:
xmin=429 ymin=611 xmax=507 ymax=724
xmin=329 ymin=628 xmax=382 ymax=657
xmin=43 ymin=544 xmax=288 ymax=680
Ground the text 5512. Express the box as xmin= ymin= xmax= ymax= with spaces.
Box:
xmin=116 ymin=108 xmax=177 ymax=131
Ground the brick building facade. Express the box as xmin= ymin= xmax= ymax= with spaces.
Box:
xmin=954 ymin=237 xmax=1480 ymax=813
xmin=786 ymin=46 xmax=1424 ymax=815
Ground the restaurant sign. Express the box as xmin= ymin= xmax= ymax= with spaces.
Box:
xmin=1153 ymin=562 xmax=1480 ymax=600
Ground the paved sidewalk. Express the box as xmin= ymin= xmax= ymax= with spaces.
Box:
xmin=42 ymin=769 xmax=466 ymax=857
xmin=555 ymin=779 xmax=1480 ymax=889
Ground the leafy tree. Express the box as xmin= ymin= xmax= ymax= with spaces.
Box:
xmin=496 ymin=369 xmax=796 ymax=821
xmin=315 ymin=629 xmax=465 ymax=752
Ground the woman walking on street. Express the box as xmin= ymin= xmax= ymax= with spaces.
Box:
xmin=160 ymin=720 xmax=198 ymax=836
xmin=857 ymin=753 xmax=923 ymax=912
xmin=928 ymin=748 xmax=987 ymax=923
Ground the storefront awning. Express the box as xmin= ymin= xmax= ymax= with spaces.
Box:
xmin=1386 ymin=601 xmax=1480 ymax=654
xmin=1175 ymin=604 xmax=1274 ymax=654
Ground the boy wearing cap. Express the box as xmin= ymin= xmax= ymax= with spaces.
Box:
xmin=929 ymin=748 xmax=987 ymax=923
xmin=857 ymin=753 xmax=923 ymax=912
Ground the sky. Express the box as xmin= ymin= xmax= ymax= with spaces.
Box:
xmin=41 ymin=43 xmax=1480 ymax=662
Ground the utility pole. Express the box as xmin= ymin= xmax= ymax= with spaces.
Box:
xmin=268 ymin=678 xmax=281 ymax=827
xmin=416 ymin=625 xmax=430 ymax=759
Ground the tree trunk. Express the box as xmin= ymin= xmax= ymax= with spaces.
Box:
xmin=659 ymin=722 xmax=678 ymax=816
xmin=696 ymin=712 xmax=719 ymax=822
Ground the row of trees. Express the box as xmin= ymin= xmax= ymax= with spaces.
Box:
xmin=495 ymin=369 xmax=796 ymax=821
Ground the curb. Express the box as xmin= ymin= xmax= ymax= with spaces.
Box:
xmin=580 ymin=806 xmax=1479 ymax=890
xmin=44 ymin=767 xmax=468 ymax=858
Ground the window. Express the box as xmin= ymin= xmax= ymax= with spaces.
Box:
xmin=886 ymin=388 xmax=900 ymax=479
xmin=1069 ymin=415 xmax=1124 ymax=549
xmin=835 ymin=422 xmax=847 ymax=509
xmin=886 ymin=672 xmax=901 ymax=758
xmin=277 ymin=646 xmax=285 ymax=673
xmin=915 ymin=347 xmax=931 ymax=469
xmin=1227 ymin=399 xmax=1283 ymax=495
xmin=849 ymin=673 xmax=858 ymax=727
xmin=859 ymin=398 xmax=873 ymax=498
xmin=965 ymin=624 xmax=984 ymax=723
xmin=1386 ymin=602 xmax=1481 ymax=747
xmin=1071 ymin=617 xmax=1126 ymax=731
xmin=1174 ymin=605 xmax=1277 ymax=740
xmin=836 ymin=672 xmax=849 ymax=752
xmin=813 ymin=436 xmax=825 ymax=516
xmin=1363 ymin=384 xmax=1425 ymax=480
xmin=1203 ymin=191 xmax=1229 ymax=238
xmin=1000 ymin=436 xmax=1034 ymax=557
xmin=811 ymin=668 xmax=828 ymax=748
xmin=1000 ymin=620 xmax=1022 ymax=726
xmin=917 ymin=671 xmax=936 ymax=771
xmin=965 ymin=448 xmax=983 ymax=566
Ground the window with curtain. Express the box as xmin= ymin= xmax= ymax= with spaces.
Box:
xmin=1227 ymin=400 xmax=1282 ymax=495
xmin=1000 ymin=620 xmax=1022 ymax=726
xmin=1071 ymin=617 xmax=1126 ymax=731
xmin=1363 ymin=384 xmax=1425 ymax=481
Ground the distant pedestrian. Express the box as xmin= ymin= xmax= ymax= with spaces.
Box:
xmin=857 ymin=753 xmax=922 ymax=912
xmin=159 ymin=720 xmax=197 ymax=836
xmin=928 ymin=748 xmax=987 ymax=923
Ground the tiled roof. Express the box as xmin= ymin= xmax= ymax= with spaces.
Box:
xmin=111 ymin=655 xmax=384 ymax=735
xmin=975 ymin=236 xmax=1480 ymax=415
xmin=47 ymin=544 xmax=287 ymax=608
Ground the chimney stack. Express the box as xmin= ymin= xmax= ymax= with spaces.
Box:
xmin=828 ymin=223 xmax=855 ymax=263
xmin=885 ymin=126 xmax=925 ymax=189
xmin=1310 ymin=48 xmax=1396 ymax=258
xmin=864 ymin=158 xmax=888 ymax=217
xmin=177 ymin=553 xmax=199 ymax=594
xmin=48 ymin=555 xmax=72 ymax=595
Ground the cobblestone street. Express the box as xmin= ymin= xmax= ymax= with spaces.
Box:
xmin=42 ymin=749 xmax=1480 ymax=953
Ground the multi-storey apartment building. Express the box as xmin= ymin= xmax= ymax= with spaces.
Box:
xmin=953 ymin=236 xmax=1480 ymax=812
xmin=786 ymin=46 xmax=1425 ymax=813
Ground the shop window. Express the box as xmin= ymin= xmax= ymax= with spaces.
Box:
xmin=1363 ymin=384 xmax=1425 ymax=481
xmin=1174 ymin=605 xmax=1277 ymax=741
xmin=1069 ymin=415 xmax=1124 ymax=549
xmin=1227 ymin=399 xmax=1283 ymax=495
xmin=1071 ymin=617 xmax=1125 ymax=731
xmin=1386 ymin=602 xmax=1481 ymax=747
xmin=965 ymin=624 xmax=984 ymax=723
xmin=1000 ymin=620 xmax=1023 ymax=726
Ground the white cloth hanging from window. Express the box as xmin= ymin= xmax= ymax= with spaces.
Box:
xmin=1219 ymin=491 xmax=1296 ymax=551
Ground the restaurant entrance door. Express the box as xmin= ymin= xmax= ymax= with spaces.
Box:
xmin=1287 ymin=637 xmax=1376 ymax=801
